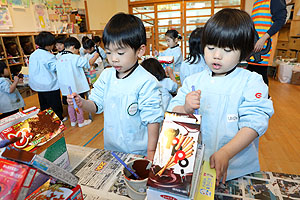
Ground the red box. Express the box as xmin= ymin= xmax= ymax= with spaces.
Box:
xmin=0 ymin=158 xmax=38 ymax=200
xmin=25 ymin=180 xmax=83 ymax=200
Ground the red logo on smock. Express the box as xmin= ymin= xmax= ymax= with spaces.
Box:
xmin=255 ymin=93 xmax=262 ymax=98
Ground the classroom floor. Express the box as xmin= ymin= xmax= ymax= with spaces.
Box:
xmin=23 ymin=78 xmax=300 ymax=175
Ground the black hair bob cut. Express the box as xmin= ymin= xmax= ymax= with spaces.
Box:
xmin=35 ymin=31 xmax=55 ymax=48
xmin=92 ymin=36 xmax=101 ymax=43
xmin=0 ymin=61 xmax=7 ymax=75
xmin=55 ymin=35 xmax=67 ymax=44
xmin=201 ymin=8 xmax=255 ymax=61
xmin=64 ymin=37 xmax=81 ymax=49
xmin=83 ymin=39 xmax=95 ymax=50
xmin=102 ymin=12 xmax=146 ymax=51
xmin=141 ymin=58 xmax=167 ymax=81
xmin=186 ymin=27 xmax=203 ymax=64
xmin=165 ymin=30 xmax=182 ymax=40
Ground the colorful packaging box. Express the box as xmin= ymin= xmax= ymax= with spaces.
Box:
xmin=25 ymin=180 xmax=83 ymax=200
xmin=0 ymin=158 xmax=41 ymax=200
xmin=147 ymin=112 xmax=202 ymax=198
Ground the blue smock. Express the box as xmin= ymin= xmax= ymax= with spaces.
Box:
xmin=89 ymin=65 xmax=164 ymax=156
xmin=160 ymin=46 xmax=183 ymax=73
xmin=159 ymin=78 xmax=177 ymax=111
xmin=0 ymin=78 xmax=25 ymax=113
xmin=168 ymin=67 xmax=274 ymax=180
xmin=29 ymin=49 xmax=58 ymax=92
xmin=55 ymin=53 xmax=90 ymax=96
xmin=180 ymin=55 xmax=208 ymax=83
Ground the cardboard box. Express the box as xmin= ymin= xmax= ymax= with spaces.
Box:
xmin=147 ymin=112 xmax=202 ymax=198
xmin=25 ymin=179 xmax=83 ymax=200
xmin=0 ymin=158 xmax=42 ymax=200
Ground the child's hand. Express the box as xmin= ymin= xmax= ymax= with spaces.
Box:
xmin=184 ymin=90 xmax=201 ymax=114
xmin=209 ymin=149 xmax=230 ymax=186
xmin=67 ymin=93 xmax=83 ymax=108
xmin=13 ymin=76 xmax=19 ymax=83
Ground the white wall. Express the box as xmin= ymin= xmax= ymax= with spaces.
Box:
xmin=245 ymin=0 xmax=255 ymax=15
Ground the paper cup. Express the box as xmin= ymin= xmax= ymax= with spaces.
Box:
xmin=122 ymin=159 xmax=151 ymax=200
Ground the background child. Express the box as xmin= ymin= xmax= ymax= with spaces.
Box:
xmin=180 ymin=27 xmax=208 ymax=83
xmin=55 ymin=35 xmax=66 ymax=60
xmin=56 ymin=37 xmax=92 ymax=128
xmin=141 ymin=58 xmax=177 ymax=111
xmin=0 ymin=61 xmax=25 ymax=119
xmin=29 ymin=31 xmax=63 ymax=120
xmin=92 ymin=35 xmax=108 ymax=65
xmin=79 ymin=36 xmax=89 ymax=57
xmin=155 ymin=29 xmax=183 ymax=73
xmin=82 ymin=39 xmax=101 ymax=68
xmin=168 ymin=9 xmax=274 ymax=184
xmin=67 ymin=13 xmax=164 ymax=160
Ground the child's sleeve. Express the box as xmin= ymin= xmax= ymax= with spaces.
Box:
xmin=138 ymin=79 xmax=164 ymax=124
xmin=167 ymin=78 xmax=191 ymax=112
xmin=88 ymin=70 xmax=107 ymax=114
xmin=77 ymin=56 xmax=90 ymax=69
xmin=238 ymin=74 xmax=274 ymax=136
xmin=0 ymin=79 xmax=11 ymax=93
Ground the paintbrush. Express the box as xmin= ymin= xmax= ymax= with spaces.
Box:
xmin=0 ymin=137 xmax=22 ymax=148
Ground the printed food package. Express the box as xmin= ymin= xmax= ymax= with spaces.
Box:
xmin=147 ymin=112 xmax=202 ymax=198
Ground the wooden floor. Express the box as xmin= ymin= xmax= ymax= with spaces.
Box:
xmin=23 ymin=78 xmax=300 ymax=175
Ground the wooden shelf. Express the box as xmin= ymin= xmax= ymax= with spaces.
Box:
xmin=9 ymin=63 xmax=23 ymax=66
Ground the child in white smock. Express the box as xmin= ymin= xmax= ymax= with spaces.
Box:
xmin=67 ymin=13 xmax=164 ymax=160
xmin=168 ymin=9 xmax=274 ymax=184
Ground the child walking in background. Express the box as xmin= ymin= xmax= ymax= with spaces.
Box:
xmin=180 ymin=27 xmax=208 ymax=83
xmin=56 ymin=37 xmax=91 ymax=128
xmin=67 ymin=13 xmax=164 ymax=160
xmin=0 ymin=61 xmax=25 ymax=119
xmin=168 ymin=9 xmax=274 ymax=184
xmin=155 ymin=29 xmax=183 ymax=73
xmin=82 ymin=39 xmax=101 ymax=68
xmin=55 ymin=35 xmax=66 ymax=60
xmin=141 ymin=58 xmax=177 ymax=111
xmin=29 ymin=31 xmax=63 ymax=120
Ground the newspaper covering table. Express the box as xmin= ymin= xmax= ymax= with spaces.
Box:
xmin=67 ymin=144 xmax=300 ymax=200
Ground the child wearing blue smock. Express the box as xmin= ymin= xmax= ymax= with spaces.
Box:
xmin=168 ymin=9 xmax=274 ymax=184
xmin=180 ymin=27 xmax=208 ymax=83
xmin=55 ymin=35 xmax=66 ymax=60
xmin=55 ymin=37 xmax=91 ymax=128
xmin=0 ymin=61 xmax=25 ymax=119
xmin=67 ymin=13 xmax=164 ymax=160
xmin=29 ymin=31 xmax=63 ymax=120
xmin=92 ymin=36 xmax=108 ymax=67
xmin=82 ymin=39 xmax=102 ymax=68
xmin=155 ymin=30 xmax=183 ymax=73
xmin=141 ymin=58 xmax=177 ymax=111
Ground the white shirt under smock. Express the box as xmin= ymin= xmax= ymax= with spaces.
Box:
xmin=168 ymin=67 xmax=274 ymax=181
xmin=160 ymin=46 xmax=183 ymax=73
xmin=0 ymin=77 xmax=25 ymax=113
xmin=55 ymin=53 xmax=90 ymax=96
xmin=180 ymin=55 xmax=208 ymax=83
xmin=159 ymin=78 xmax=177 ymax=111
xmin=29 ymin=49 xmax=58 ymax=92
xmin=89 ymin=65 xmax=164 ymax=156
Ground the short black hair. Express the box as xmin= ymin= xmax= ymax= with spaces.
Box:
xmin=141 ymin=58 xmax=167 ymax=81
xmin=81 ymin=36 xmax=89 ymax=44
xmin=186 ymin=27 xmax=203 ymax=64
xmin=165 ymin=30 xmax=182 ymax=40
xmin=0 ymin=61 xmax=8 ymax=76
xmin=103 ymin=12 xmax=146 ymax=51
xmin=35 ymin=31 xmax=55 ymax=48
xmin=201 ymin=8 xmax=255 ymax=61
xmin=92 ymin=36 xmax=101 ymax=44
xmin=55 ymin=35 xmax=67 ymax=44
xmin=83 ymin=39 xmax=95 ymax=50
xmin=64 ymin=37 xmax=81 ymax=49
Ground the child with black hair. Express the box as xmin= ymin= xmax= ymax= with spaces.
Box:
xmin=0 ymin=61 xmax=25 ymax=119
xmin=82 ymin=39 xmax=101 ymax=67
xmin=141 ymin=58 xmax=177 ymax=111
xmin=154 ymin=29 xmax=183 ymax=73
xmin=180 ymin=27 xmax=208 ymax=83
xmin=79 ymin=36 xmax=89 ymax=57
xmin=168 ymin=9 xmax=274 ymax=184
xmin=92 ymin=35 xmax=108 ymax=67
xmin=29 ymin=31 xmax=63 ymax=120
xmin=55 ymin=35 xmax=66 ymax=59
xmin=56 ymin=37 xmax=91 ymax=128
xmin=67 ymin=13 xmax=164 ymax=160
